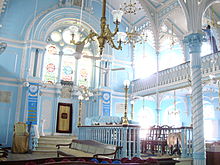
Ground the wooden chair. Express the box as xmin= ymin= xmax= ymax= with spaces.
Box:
xmin=12 ymin=122 xmax=29 ymax=153
xmin=142 ymin=125 xmax=171 ymax=155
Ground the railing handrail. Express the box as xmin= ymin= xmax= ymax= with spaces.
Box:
xmin=78 ymin=124 xmax=140 ymax=128
xmin=78 ymin=125 xmax=141 ymax=159
xmin=132 ymin=52 xmax=220 ymax=95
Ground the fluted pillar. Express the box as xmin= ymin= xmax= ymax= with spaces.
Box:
xmin=183 ymin=33 xmax=206 ymax=165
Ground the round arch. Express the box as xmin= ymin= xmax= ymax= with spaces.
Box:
xmin=24 ymin=7 xmax=100 ymax=42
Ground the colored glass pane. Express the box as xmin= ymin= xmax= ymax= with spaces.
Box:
xmin=43 ymin=53 xmax=59 ymax=84
xmin=47 ymin=45 xmax=59 ymax=55
xmin=61 ymin=56 xmax=75 ymax=82
xmin=77 ymin=57 xmax=92 ymax=87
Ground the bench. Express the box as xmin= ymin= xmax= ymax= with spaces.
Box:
xmin=56 ymin=140 xmax=122 ymax=159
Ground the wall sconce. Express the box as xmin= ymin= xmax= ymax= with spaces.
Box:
xmin=122 ymin=80 xmax=130 ymax=125
xmin=78 ymin=95 xmax=83 ymax=126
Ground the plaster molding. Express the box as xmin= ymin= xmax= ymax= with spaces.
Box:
xmin=0 ymin=37 xmax=47 ymax=49
xmin=112 ymin=95 xmax=124 ymax=99
xmin=0 ymin=82 xmax=18 ymax=87
xmin=158 ymin=0 xmax=180 ymax=21
xmin=25 ymin=7 xmax=99 ymax=41
xmin=0 ymin=77 xmax=18 ymax=82
xmin=6 ymin=44 xmax=23 ymax=49
xmin=0 ymin=37 xmax=24 ymax=44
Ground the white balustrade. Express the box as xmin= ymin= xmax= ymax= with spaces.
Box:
xmin=78 ymin=125 xmax=140 ymax=159
xmin=133 ymin=52 xmax=220 ymax=95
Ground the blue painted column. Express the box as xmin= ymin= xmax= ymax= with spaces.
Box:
xmin=183 ymin=33 xmax=206 ymax=165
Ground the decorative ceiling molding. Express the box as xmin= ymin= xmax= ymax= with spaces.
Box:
xmin=158 ymin=0 xmax=180 ymax=22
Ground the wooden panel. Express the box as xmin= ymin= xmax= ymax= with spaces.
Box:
xmin=56 ymin=103 xmax=72 ymax=133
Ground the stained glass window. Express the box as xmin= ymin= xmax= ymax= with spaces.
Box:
xmin=77 ymin=57 xmax=92 ymax=87
xmin=43 ymin=52 xmax=59 ymax=84
xmin=42 ymin=23 xmax=99 ymax=87
xmin=61 ymin=56 xmax=75 ymax=82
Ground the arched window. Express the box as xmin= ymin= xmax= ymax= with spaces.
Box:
xmin=42 ymin=24 xmax=99 ymax=87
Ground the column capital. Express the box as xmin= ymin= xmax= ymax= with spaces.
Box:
xmin=183 ymin=33 xmax=206 ymax=54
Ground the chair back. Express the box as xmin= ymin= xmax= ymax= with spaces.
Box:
xmin=14 ymin=122 xmax=27 ymax=136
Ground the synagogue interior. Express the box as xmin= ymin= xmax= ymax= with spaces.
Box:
xmin=0 ymin=0 xmax=220 ymax=165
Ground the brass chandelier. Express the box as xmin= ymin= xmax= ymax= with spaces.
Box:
xmin=70 ymin=0 xmax=124 ymax=55
xmin=118 ymin=0 xmax=147 ymax=47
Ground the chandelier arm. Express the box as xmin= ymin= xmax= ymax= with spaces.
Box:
xmin=108 ymin=39 xmax=122 ymax=50
xmin=70 ymin=31 xmax=98 ymax=45
xmin=110 ymin=23 xmax=119 ymax=37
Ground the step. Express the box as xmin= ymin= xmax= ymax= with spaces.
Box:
xmin=38 ymin=139 xmax=72 ymax=144
xmin=37 ymin=143 xmax=71 ymax=148
xmin=33 ymin=150 xmax=57 ymax=153
xmin=35 ymin=146 xmax=58 ymax=151
xmin=40 ymin=135 xmax=76 ymax=139
xmin=37 ymin=143 xmax=57 ymax=148
xmin=34 ymin=135 xmax=76 ymax=154
xmin=36 ymin=144 xmax=56 ymax=148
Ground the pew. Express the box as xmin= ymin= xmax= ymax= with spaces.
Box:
xmin=56 ymin=140 xmax=122 ymax=159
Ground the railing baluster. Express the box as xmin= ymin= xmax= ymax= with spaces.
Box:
xmin=78 ymin=125 xmax=140 ymax=158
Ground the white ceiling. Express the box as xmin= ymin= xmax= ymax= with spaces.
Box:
xmin=107 ymin=0 xmax=220 ymax=46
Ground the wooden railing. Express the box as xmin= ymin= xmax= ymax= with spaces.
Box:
xmin=78 ymin=125 xmax=141 ymax=159
xmin=140 ymin=126 xmax=193 ymax=158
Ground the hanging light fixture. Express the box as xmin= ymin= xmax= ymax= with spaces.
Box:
xmin=70 ymin=0 xmax=124 ymax=56
xmin=118 ymin=0 xmax=147 ymax=47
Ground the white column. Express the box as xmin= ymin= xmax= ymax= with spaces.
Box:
xmin=184 ymin=33 xmax=206 ymax=165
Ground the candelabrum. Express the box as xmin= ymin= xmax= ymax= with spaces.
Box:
xmin=78 ymin=95 xmax=83 ymax=126
xmin=122 ymin=80 xmax=130 ymax=125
